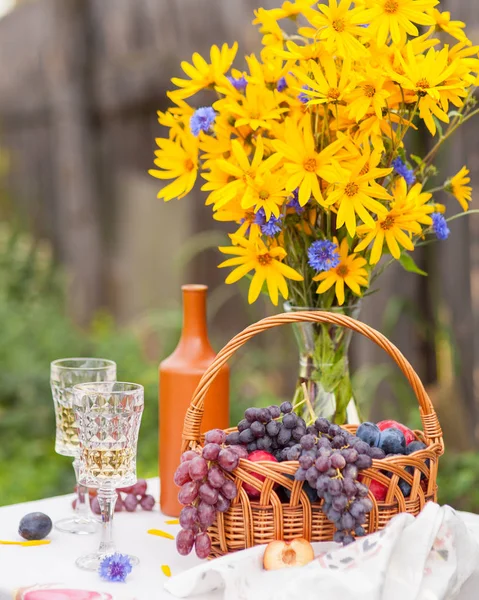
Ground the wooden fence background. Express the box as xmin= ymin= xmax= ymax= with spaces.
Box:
xmin=0 ymin=0 xmax=478 ymax=447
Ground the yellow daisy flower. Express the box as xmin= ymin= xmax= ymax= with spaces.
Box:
xmin=300 ymin=0 xmax=372 ymax=57
xmin=213 ymin=202 xmax=263 ymax=240
xmin=242 ymin=170 xmax=289 ymax=219
xmin=391 ymin=45 xmax=463 ymax=136
xmin=218 ymin=236 xmax=303 ymax=305
xmin=355 ymin=179 xmax=433 ymax=264
xmin=294 ymin=55 xmax=355 ymax=106
xmin=219 ymin=84 xmax=288 ymax=131
xmin=446 ymin=166 xmax=472 ymax=211
xmin=170 ymin=43 xmax=238 ymax=100
xmin=346 ymin=67 xmax=391 ymax=122
xmin=253 ymin=8 xmax=285 ymax=50
xmin=271 ymin=118 xmax=346 ymax=206
xmin=245 ymin=53 xmax=288 ymax=89
xmin=149 ymin=134 xmax=198 ymax=201
xmin=325 ymin=156 xmax=392 ymax=236
xmin=314 ymin=237 xmax=369 ymax=305
xmin=367 ymin=0 xmax=438 ymax=47
xmin=272 ymin=40 xmax=327 ymax=62
xmin=428 ymin=9 xmax=470 ymax=44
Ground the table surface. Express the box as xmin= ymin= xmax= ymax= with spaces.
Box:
xmin=0 ymin=477 xmax=218 ymax=599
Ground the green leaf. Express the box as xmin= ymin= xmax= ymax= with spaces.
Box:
xmin=410 ymin=154 xmax=423 ymax=167
xmin=399 ymin=253 xmax=428 ymax=276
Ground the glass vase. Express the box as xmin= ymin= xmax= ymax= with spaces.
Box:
xmin=284 ymin=303 xmax=361 ymax=425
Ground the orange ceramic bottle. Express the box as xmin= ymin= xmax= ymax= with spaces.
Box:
xmin=159 ymin=284 xmax=229 ymax=516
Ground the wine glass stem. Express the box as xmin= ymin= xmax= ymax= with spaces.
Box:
xmin=72 ymin=458 xmax=90 ymax=520
xmin=97 ymin=487 xmax=117 ymax=556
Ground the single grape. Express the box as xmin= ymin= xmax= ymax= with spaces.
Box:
xmin=369 ymin=447 xmax=386 ymax=459
xmin=294 ymin=468 xmax=307 ymax=481
xmin=250 ymin=421 xmax=265 ymax=438
xmin=140 ymin=494 xmax=155 ymax=511
xmin=282 ymin=413 xmax=297 ymax=429
xmin=225 ymin=432 xmax=241 ymax=445
xmin=343 ymin=477 xmax=357 ymax=498
xmin=202 ymin=443 xmax=221 ymax=461
xmin=280 ymin=401 xmax=293 ymax=414
xmin=257 ymin=408 xmax=272 ymax=423
xmin=174 ymin=461 xmax=192 ymax=486
xmin=245 ymin=407 xmax=259 ymax=423
xmin=197 ymin=501 xmax=216 ymax=528
xmin=343 ymin=464 xmax=358 ymax=480
xmin=277 ymin=427 xmax=292 ymax=446
xmin=343 ymin=534 xmax=355 ymax=545
xmin=131 ymin=479 xmax=148 ymax=497
xmin=216 ymin=493 xmax=230 ymax=513
xmin=355 ymin=526 xmax=366 ymax=537
xmin=306 ymin=425 xmax=317 ymax=435
xmin=340 ymin=512 xmax=355 ymax=531
xmin=266 ymin=420 xmax=280 ymax=437
xmin=355 ymin=454 xmax=373 ymax=470
xmin=355 ymin=482 xmax=369 ymax=498
xmin=316 ymin=475 xmax=329 ymax=495
xmin=176 ymin=528 xmax=195 ymax=556
xmin=342 ymin=448 xmax=359 ymax=464
xmin=237 ymin=419 xmax=250 ymax=432
xmin=178 ymin=481 xmax=199 ymax=505
xmin=328 ymin=424 xmax=341 ymax=437
xmin=315 ymin=417 xmax=330 ymax=434
xmin=180 ymin=450 xmax=199 ymax=463
xmin=221 ymin=480 xmax=238 ymax=501
xmin=361 ymin=498 xmax=373 ymax=512
xmin=331 ymin=453 xmax=346 ymax=469
xmin=90 ymin=496 xmax=101 ymax=515
xmin=328 ymin=479 xmax=343 ymax=496
xmin=199 ymin=483 xmax=219 ymax=505
xmin=204 ymin=429 xmax=226 ymax=445
xmin=300 ymin=434 xmax=316 ymax=450
xmin=239 ymin=428 xmax=255 ymax=444
xmin=207 ymin=465 xmax=226 ymax=489
xmin=218 ymin=449 xmax=239 ymax=472
xmin=195 ymin=531 xmax=212 ymax=559
xmin=189 ymin=456 xmax=209 ymax=481
xmin=179 ymin=506 xmax=198 ymax=529
xmin=297 ymin=417 xmax=307 ymax=429
xmin=268 ymin=405 xmax=281 ymax=419
xmin=299 ymin=454 xmax=314 ymax=470
xmin=349 ymin=500 xmax=365 ymax=520
xmin=317 ymin=438 xmax=332 ymax=450
xmin=325 ymin=507 xmax=342 ymax=522
xmin=331 ymin=435 xmax=346 ymax=449
xmin=315 ymin=455 xmax=331 ymax=473
xmin=333 ymin=531 xmax=345 ymax=544
xmin=257 ymin=436 xmax=272 ymax=451
xmin=123 ymin=493 xmax=138 ymax=512
xmin=332 ymin=494 xmax=348 ymax=511
xmin=287 ymin=444 xmax=302 ymax=461
xmin=247 ymin=441 xmax=258 ymax=453
xmin=229 ymin=445 xmax=249 ymax=459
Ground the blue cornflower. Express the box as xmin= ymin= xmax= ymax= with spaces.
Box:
xmin=190 ymin=107 xmax=216 ymax=136
xmin=277 ymin=77 xmax=287 ymax=92
xmin=99 ymin=553 xmax=133 ymax=583
xmin=228 ymin=75 xmax=248 ymax=92
xmin=287 ymin=189 xmax=305 ymax=214
xmin=254 ymin=209 xmax=283 ymax=237
xmin=432 ymin=213 xmax=450 ymax=240
xmin=298 ymin=85 xmax=312 ymax=104
xmin=308 ymin=240 xmax=340 ymax=272
xmin=392 ymin=157 xmax=416 ymax=185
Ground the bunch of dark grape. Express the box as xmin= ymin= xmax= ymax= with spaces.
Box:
xmin=224 ymin=401 xmax=306 ymax=460
xmin=174 ymin=429 xmax=247 ymax=558
xmin=225 ymin=405 xmax=385 ymax=545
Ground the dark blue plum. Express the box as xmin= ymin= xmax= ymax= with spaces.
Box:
xmin=378 ymin=428 xmax=406 ymax=455
xmin=399 ymin=465 xmax=414 ymax=498
xmin=19 ymin=512 xmax=52 ymax=541
xmin=405 ymin=441 xmax=427 ymax=454
xmin=356 ymin=422 xmax=381 ymax=447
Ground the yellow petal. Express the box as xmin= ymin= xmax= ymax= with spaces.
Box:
xmin=164 ymin=519 xmax=179 ymax=525
xmin=161 ymin=564 xmax=172 ymax=577
xmin=148 ymin=529 xmax=175 ymax=540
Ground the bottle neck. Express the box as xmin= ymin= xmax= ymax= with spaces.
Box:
xmin=181 ymin=286 xmax=209 ymax=342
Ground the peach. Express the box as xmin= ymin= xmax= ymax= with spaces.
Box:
xmin=263 ymin=538 xmax=314 ymax=571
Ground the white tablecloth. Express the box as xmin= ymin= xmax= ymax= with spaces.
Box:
xmin=0 ymin=477 xmax=220 ymax=599
xmin=2 ymin=478 xmax=479 ymax=600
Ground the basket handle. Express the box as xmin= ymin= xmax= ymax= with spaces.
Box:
xmin=181 ymin=311 xmax=443 ymax=452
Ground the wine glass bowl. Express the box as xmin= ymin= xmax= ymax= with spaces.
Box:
xmin=50 ymin=358 xmax=117 ymax=534
xmin=73 ymin=381 xmax=144 ymax=571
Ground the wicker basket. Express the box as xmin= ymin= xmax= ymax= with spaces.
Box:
xmin=181 ymin=311 xmax=444 ymax=558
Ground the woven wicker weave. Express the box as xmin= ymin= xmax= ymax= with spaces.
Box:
xmin=181 ymin=311 xmax=444 ymax=558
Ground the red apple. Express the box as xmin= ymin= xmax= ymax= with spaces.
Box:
xmin=263 ymin=538 xmax=314 ymax=570
xmin=243 ymin=450 xmax=277 ymax=499
xmin=359 ymin=475 xmax=387 ymax=502
xmin=377 ymin=420 xmax=416 ymax=445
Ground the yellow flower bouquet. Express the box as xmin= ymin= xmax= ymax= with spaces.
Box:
xmin=151 ymin=0 xmax=478 ymax=423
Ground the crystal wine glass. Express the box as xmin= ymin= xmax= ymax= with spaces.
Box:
xmin=50 ymin=358 xmax=117 ymax=535
xmin=72 ymin=381 xmax=144 ymax=571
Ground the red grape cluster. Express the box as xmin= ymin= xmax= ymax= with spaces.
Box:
xmin=74 ymin=479 xmax=155 ymax=514
xmin=175 ymin=429 xmax=247 ymax=559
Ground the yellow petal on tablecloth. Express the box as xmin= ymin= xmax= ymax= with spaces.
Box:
xmin=161 ymin=564 xmax=172 ymax=577
xmin=164 ymin=519 xmax=179 ymax=525
xmin=147 ymin=529 xmax=175 ymax=540
xmin=0 ymin=539 xmax=51 ymax=546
